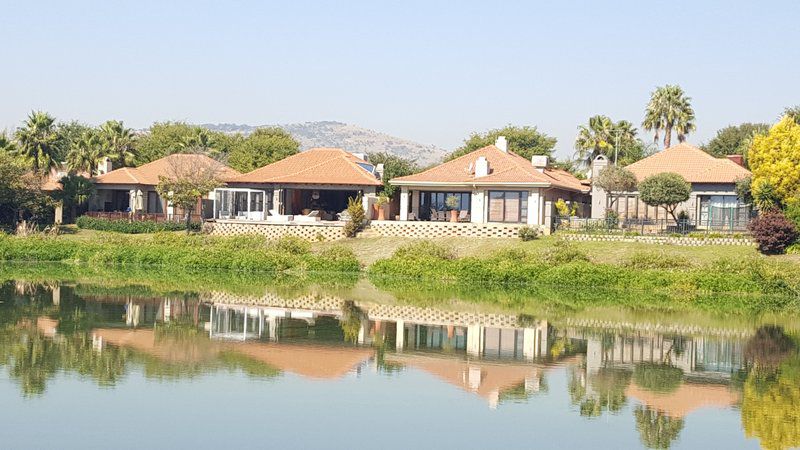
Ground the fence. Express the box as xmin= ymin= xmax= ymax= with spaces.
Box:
xmin=84 ymin=211 xmax=203 ymax=223
xmin=554 ymin=212 xmax=754 ymax=236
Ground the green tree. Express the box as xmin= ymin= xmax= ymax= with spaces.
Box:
xmin=53 ymin=174 xmax=95 ymax=222
xmin=343 ymin=196 xmax=365 ymax=238
xmin=784 ymin=105 xmax=800 ymax=125
xmin=66 ymin=131 xmax=102 ymax=175
xmin=703 ymin=123 xmax=769 ymax=160
xmin=54 ymin=121 xmax=94 ymax=163
xmin=226 ymin=127 xmax=299 ymax=173
xmin=575 ymin=116 xmax=649 ymax=165
xmin=447 ymin=125 xmax=557 ymax=161
xmin=594 ymin=165 xmax=638 ymax=210
xmin=741 ymin=353 xmax=800 ymax=450
xmin=0 ymin=152 xmax=53 ymax=225
xmin=635 ymin=406 xmax=685 ymax=449
xmin=155 ymin=153 xmax=223 ymax=232
xmin=13 ymin=111 xmax=60 ymax=174
xmin=98 ymin=120 xmax=137 ymax=167
xmin=642 ymin=85 xmax=696 ymax=148
xmin=634 ymin=363 xmax=684 ymax=394
xmin=367 ymin=152 xmax=419 ymax=197
xmin=749 ymin=117 xmax=800 ymax=207
xmin=569 ymin=367 xmax=632 ymax=417
xmin=638 ymin=173 xmax=692 ymax=222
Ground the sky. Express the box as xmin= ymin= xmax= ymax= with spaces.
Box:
xmin=2 ymin=0 xmax=799 ymax=158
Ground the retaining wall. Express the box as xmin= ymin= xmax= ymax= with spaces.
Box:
xmin=369 ymin=220 xmax=534 ymax=239
xmin=205 ymin=220 xmax=345 ymax=240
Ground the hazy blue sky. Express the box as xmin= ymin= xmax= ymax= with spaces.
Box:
xmin=2 ymin=0 xmax=798 ymax=158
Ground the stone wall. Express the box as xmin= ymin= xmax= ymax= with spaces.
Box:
xmin=369 ymin=220 xmax=533 ymax=239
xmin=561 ymin=233 xmax=754 ymax=246
xmin=205 ymin=220 xmax=345 ymax=241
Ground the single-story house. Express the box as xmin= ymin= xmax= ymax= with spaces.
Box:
xmin=89 ymin=154 xmax=241 ymax=219
xmin=213 ymin=148 xmax=383 ymax=221
xmin=590 ymin=143 xmax=752 ymax=227
xmin=389 ymin=137 xmax=590 ymax=226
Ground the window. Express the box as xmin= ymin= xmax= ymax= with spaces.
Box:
xmin=250 ymin=191 xmax=264 ymax=212
xmin=419 ymin=191 xmax=471 ymax=220
xmin=488 ymin=191 xmax=528 ymax=223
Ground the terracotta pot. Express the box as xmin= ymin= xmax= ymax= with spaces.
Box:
xmin=450 ymin=209 xmax=458 ymax=222
xmin=377 ymin=207 xmax=386 ymax=221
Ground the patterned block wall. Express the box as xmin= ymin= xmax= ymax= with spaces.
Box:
xmin=205 ymin=221 xmax=345 ymax=241
xmin=561 ymin=234 xmax=755 ymax=246
xmin=369 ymin=221 xmax=534 ymax=239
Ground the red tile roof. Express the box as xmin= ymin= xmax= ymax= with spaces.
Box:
xmin=230 ymin=148 xmax=382 ymax=186
xmin=624 ymin=142 xmax=751 ymax=183
xmin=391 ymin=145 xmax=589 ymax=193
xmin=93 ymin=154 xmax=240 ymax=186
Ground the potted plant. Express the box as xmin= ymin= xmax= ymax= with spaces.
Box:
xmin=445 ymin=195 xmax=460 ymax=222
xmin=375 ymin=194 xmax=390 ymax=221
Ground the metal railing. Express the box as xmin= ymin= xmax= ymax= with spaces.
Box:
xmin=554 ymin=214 xmax=754 ymax=236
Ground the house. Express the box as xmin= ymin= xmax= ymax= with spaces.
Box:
xmin=389 ymin=137 xmax=590 ymax=227
xmin=212 ymin=148 xmax=383 ymax=221
xmin=89 ymin=154 xmax=240 ymax=219
xmin=590 ymin=143 xmax=752 ymax=227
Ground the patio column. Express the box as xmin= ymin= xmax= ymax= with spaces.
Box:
xmin=527 ymin=189 xmax=541 ymax=225
xmin=411 ymin=190 xmax=420 ymax=217
xmin=399 ymin=187 xmax=409 ymax=221
xmin=470 ymin=189 xmax=485 ymax=223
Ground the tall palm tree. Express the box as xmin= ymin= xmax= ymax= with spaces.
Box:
xmin=575 ymin=115 xmax=615 ymax=163
xmin=13 ymin=111 xmax=59 ymax=174
xmin=98 ymin=120 xmax=136 ymax=167
xmin=642 ymin=85 xmax=696 ymax=148
xmin=66 ymin=131 xmax=102 ymax=175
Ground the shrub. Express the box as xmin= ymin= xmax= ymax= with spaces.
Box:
xmin=748 ymin=211 xmax=799 ymax=255
xmin=538 ymin=241 xmax=589 ymax=264
xmin=270 ymin=236 xmax=310 ymax=255
xmin=624 ymin=252 xmax=692 ymax=270
xmin=76 ymin=216 xmax=198 ymax=234
xmin=604 ymin=209 xmax=619 ymax=228
xmin=518 ymin=226 xmax=539 ymax=241
xmin=343 ymin=196 xmax=365 ymax=238
xmin=392 ymin=241 xmax=454 ymax=261
xmin=784 ymin=202 xmax=800 ymax=230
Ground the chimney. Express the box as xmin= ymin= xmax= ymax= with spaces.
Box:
xmin=96 ymin=157 xmax=112 ymax=175
xmin=726 ymin=154 xmax=745 ymax=167
xmin=531 ymin=155 xmax=548 ymax=173
xmin=374 ymin=163 xmax=385 ymax=180
xmin=495 ymin=136 xmax=508 ymax=152
xmin=475 ymin=156 xmax=490 ymax=177
xmin=352 ymin=152 xmax=368 ymax=162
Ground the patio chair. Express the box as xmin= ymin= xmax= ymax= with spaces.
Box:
xmin=437 ymin=210 xmax=447 ymax=221
xmin=407 ymin=212 xmax=417 ymax=221
xmin=430 ymin=208 xmax=439 ymax=221
xmin=295 ymin=210 xmax=322 ymax=223
xmin=219 ymin=210 xmax=231 ymax=220
xmin=458 ymin=210 xmax=470 ymax=222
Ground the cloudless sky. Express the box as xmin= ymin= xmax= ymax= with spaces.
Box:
xmin=2 ymin=0 xmax=799 ymax=158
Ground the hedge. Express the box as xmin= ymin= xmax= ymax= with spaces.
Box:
xmin=76 ymin=216 xmax=200 ymax=234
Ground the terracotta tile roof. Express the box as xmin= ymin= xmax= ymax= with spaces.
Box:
xmin=94 ymin=154 xmax=240 ymax=186
xmin=40 ymin=164 xmax=90 ymax=191
xmin=624 ymin=142 xmax=751 ymax=184
xmin=230 ymin=148 xmax=382 ymax=186
xmin=391 ymin=145 xmax=589 ymax=193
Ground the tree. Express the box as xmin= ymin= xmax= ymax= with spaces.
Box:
xmin=642 ymin=85 xmax=696 ymax=148
xmin=638 ymin=173 xmax=692 ymax=222
xmin=226 ymin=127 xmax=299 ymax=173
xmin=98 ymin=120 xmax=137 ymax=167
xmin=53 ymin=174 xmax=95 ymax=222
xmin=66 ymin=131 xmax=102 ymax=175
xmin=0 ymin=152 xmax=53 ymax=226
xmin=575 ymin=115 xmax=650 ymax=166
xmin=635 ymin=406 xmax=685 ymax=449
xmin=54 ymin=121 xmax=94 ymax=163
xmin=703 ymin=123 xmax=770 ymax=158
xmin=593 ymin=165 xmax=638 ymax=210
xmin=748 ymin=211 xmax=798 ymax=255
xmin=155 ymin=153 xmax=224 ymax=233
xmin=741 ymin=355 xmax=800 ymax=450
xmin=748 ymin=117 xmax=800 ymax=206
xmin=343 ymin=196 xmax=365 ymax=238
xmin=784 ymin=105 xmax=800 ymax=125
xmin=13 ymin=111 xmax=60 ymax=174
xmin=447 ymin=125 xmax=556 ymax=161
xmin=367 ymin=152 xmax=419 ymax=197
xmin=0 ymin=131 xmax=15 ymax=154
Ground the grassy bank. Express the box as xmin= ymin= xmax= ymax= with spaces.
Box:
xmin=0 ymin=234 xmax=360 ymax=274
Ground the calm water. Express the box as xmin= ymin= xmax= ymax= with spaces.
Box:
xmin=1 ymin=279 xmax=798 ymax=449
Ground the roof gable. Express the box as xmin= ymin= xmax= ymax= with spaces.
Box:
xmin=624 ymin=143 xmax=751 ymax=184
xmin=94 ymin=154 xmax=240 ymax=186
xmin=391 ymin=145 xmax=588 ymax=192
xmin=231 ymin=148 xmax=382 ymax=186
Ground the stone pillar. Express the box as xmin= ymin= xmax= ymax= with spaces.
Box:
xmin=54 ymin=201 xmax=63 ymax=224
xmin=399 ymin=187 xmax=409 ymax=221
xmin=470 ymin=189 xmax=485 ymax=223
xmin=543 ymin=199 xmax=554 ymax=235
xmin=527 ymin=189 xmax=540 ymax=225
xmin=411 ymin=191 xmax=420 ymax=218
xmin=590 ymin=155 xmax=610 ymax=219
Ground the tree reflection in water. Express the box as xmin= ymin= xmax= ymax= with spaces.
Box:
xmin=634 ymin=406 xmax=685 ymax=449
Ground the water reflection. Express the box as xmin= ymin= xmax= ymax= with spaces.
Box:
xmin=1 ymin=280 xmax=799 ymax=449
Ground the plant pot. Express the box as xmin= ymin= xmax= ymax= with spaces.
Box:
xmin=377 ymin=207 xmax=386 ymax=221
xmin=450 ymin=210 xmax=458 ymax=222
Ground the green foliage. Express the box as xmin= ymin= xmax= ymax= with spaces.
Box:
xmin=574 ymin=116 xmax=648 ymax=165
xmin=367 ymin=152 xmax=419 ymax=197
xmin=0 ymin=152 xmax=53 ymax=226
xmin=634 ymin=363 xmax=684 ymax=393
xmin=13 ymin=111 xmax=60 ymax=174
xmin=518 ymin=226 xmax=539 ymax=241
xmin=55 ymin=120 xmax=95 ymax=164
xmin=624 ymin=252 xmax=692 ymax=270
xmin=638 ymin=173 xmax=692 ymax=221
xmin=66 ymin=131 xmax=102 ymax=175
xmin=76 ymin=216 xmax=197 ymax=233
xmin=226 ymin=127 xmax=299 ymax=173
xmin=447 ymin=125 xmax=557 ymax=161
xmin=635 ymin=406 xmax=685 ymax=449
xmin=97 ymin=120 xmax=137 ymax=168
xmin=594 ymin=165 xmax=638 ymax=209
xmin=54 ymin=175 xmax=95 ymax=222
xmin=642 ymin=84 xmax=696 ymax=148
xmin=703 ymin=123 xmax=769 ymax=158
xmin=392 ymin=241 xmax=455 ymax=261
xmin=741 ymin=355 xmax=800 ymax=450
xmin=0 ymin=234 xmax=360 ymax=273
xmin=445 ymin=195 xmax=459 ymax=210
xmin=736 ymin=176 xmax=753 ymax=205
xmin=134 ymin=122 xmax=233 ymax=164
xmin=752 ymin=178 xmax=781 ymax=211
xmin=343 ymin=196 xmax=365 ymax=238
xmin=749 ymin=117 xmax=800 ymax=207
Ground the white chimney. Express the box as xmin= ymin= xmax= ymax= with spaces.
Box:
xmin=352 ymin=152 xmax=368 ymax=162
xmin=475 ymin=156 xmax=490 ymax=177
xmin=375 ymin=163 xmax=385 ymax=180
xmin=531 ymin=155 xmax=548 ymax=173
xmin=97 ymin=157 xmax=112 ymax=175
xmin=495 ymin=136 xmax=508 ymax=152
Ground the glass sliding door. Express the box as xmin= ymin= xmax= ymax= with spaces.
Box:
xmin=419 ymin=191 xmax=471 ymax=220
xmin=488 ymin=191 xmax=528 ymax=223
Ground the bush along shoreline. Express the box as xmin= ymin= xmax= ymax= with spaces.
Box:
xmin=76 ymin=216 xmax=201 ymax=234
xmin=0 ymin=234 xmax=360 ymax=274
xmin=367 ymin=241 xmax=800 ymax=312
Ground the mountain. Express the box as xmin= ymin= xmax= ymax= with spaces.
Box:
xmin=201 ymin=121 xmax=447 ymax=165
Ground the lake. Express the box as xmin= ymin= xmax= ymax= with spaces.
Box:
xmin=0 ymin=277 xmax=798 ymax=449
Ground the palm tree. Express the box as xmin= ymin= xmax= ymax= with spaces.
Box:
xmin=642 ymin=85 xmax=696 ymax=148
xmin=575 ymin=115 xmax=615 ymax=163
xmin=13 ymin=111 xmax=60 ymax=174
xmin=0 ymin=131 xmax=15 ymax=154
xmin=66 ymin=131 xmax=102 ymax=175
xmin=98 ymin=120 xmax=136 ymax=167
